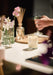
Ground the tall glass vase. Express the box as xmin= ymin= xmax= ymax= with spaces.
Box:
xmin=2 ymin=28 xmax=14 ymax=48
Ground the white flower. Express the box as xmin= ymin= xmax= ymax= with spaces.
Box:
xmin=3 ymin=17 xmax=14 ymax=30
xmin=10 ymin=20 xmax=14 ymax=28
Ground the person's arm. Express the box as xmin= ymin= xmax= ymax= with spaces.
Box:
xmin=48 ymin=19 xmax=53 ymax=26
xmin=34 ymin=19 xmax=53 ymax=30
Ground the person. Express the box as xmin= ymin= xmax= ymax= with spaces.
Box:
xmin=34 ymin=15 xmax=53 ymax=30
xmin=34 ymin=16 xmax=53 ymax=71
xmin=34 ymin=15 xmax=53 ymax=45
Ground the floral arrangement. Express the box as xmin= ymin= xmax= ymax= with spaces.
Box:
xmin=12 ymin=6 xmax=25 ymax=27
xmin=3 ymin=17 xmax=14 ymax=31
xmin=12 ymin=6 xmax=25 ymax=40
xmin=2 ymin=17 xmax=15 ymax=46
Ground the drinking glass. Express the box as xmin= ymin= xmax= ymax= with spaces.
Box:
xmin=34 ymin=16 xmax=41 ymax=35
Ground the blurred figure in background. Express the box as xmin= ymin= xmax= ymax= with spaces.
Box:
xmin=34 ymin=15 xmax=53 ymax=66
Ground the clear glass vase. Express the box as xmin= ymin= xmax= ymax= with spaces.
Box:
xmin=2 ymin=28 xmax=14 ymax=48
xmin=16 ymin=26 xmax=25 ymax=40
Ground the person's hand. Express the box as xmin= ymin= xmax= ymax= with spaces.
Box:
xmin=41 ymin=15 xmax=50 ymax=19
xmin=35 ymin=19 xmax=50 ymax=30
xmin=34 ymin=15 xmax=50 ymax=30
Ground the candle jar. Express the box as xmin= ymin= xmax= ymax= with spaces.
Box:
xmin=28 ymin=35 xmax=38 ymax=49
xmin=16 ymin=26 xmax=25 ymax=40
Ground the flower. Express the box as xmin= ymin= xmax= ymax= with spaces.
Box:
xmin=12 ymin=6 xmax=25 ymax=27
xmin=12 ymin=6 xmax=20 ymax=17
xmin=9 ymin=20 xmax=14 ymax=28
xmin=15 ymin=7 xmax=20 ymax=12
xmin=3 ymin=17 xmax=14 ymax=30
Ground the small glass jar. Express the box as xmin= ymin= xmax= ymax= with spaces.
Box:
xmin=16 ymin=26 xmax=25 ymax=40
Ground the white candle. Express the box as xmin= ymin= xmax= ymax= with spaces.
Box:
xmin=28 ymin=35 xmax=38 ymax=49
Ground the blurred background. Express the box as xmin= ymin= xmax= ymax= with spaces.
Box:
xmin=0 ymin=0 xmax=53 ymax=18
xmin=0 ymin=0 xmax=53 ymax=35
xmin=0 ymin=0 xmax=53 ymax=75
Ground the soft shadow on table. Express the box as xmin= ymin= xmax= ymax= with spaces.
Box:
xmin=3 ymin=60 xmax=53 ymax=75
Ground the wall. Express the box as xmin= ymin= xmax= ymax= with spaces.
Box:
xmin=0 ymin=0 xmax=53 ymax=35
xmin=25 ymin=0 xmax=53 ymax=34
xmin=33 ymin=0 xmax=51 ymax=17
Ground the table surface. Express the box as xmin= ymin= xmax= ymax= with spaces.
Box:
xmin=0 ymin=42 xmax=53 ymax=74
